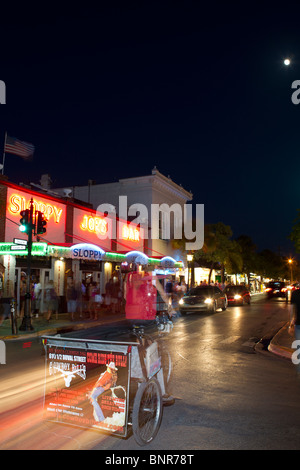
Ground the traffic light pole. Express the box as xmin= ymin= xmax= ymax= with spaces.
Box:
xmin=19 ymin=199 xmax=34 ymax=331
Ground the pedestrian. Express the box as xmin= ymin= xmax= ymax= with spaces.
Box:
xmin=93 ymin=285 xmax=103 ymax=320
xmin=0 ymin=291 xmax=10 ymax=327
xmin=66 ymin=279 xmax=77 ymax=321
xmin=104 ymin=278 xmax=113 ymax=310
xmin=111 ymin=278 xmax=120 ymax=314
xmin=44 ymin=280 xmax=58 ymax=322
xmin=88 ymin=281 xmax=99 ymax=319
xmin=20 ymin=279 xmax=26 ymax=318
xmin=84 ymin=279 xmax=91 ymax=316
xmin=75 ymin=281 xmax=83 ymax=318
xmin=32 ymin=279 xmax=42 ymax=318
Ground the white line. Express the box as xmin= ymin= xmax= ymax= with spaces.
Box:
xmin=176 ymin=352 xmax=190 ymax=362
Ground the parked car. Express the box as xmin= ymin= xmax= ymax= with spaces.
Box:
xmin=265 ymin=281 xmax=287 ymax=299
xmin=179 ymin=285 xmax=227 ymax=315
xmin=224 ymin=285 xmax=251 ymax=305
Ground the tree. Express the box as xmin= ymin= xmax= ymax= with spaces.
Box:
xmin=290 ymin=210 xmax=300 ymax=253
xmin=195 ymin=222 xmax=243 ymax=283
xmin=255 ymin=249 xmax=286 ymax=280
xmin=236 ymin=235 xmax=258 ymax=285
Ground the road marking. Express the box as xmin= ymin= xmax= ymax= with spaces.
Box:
xmin=176 ymin=352 xmax=190 ymax=362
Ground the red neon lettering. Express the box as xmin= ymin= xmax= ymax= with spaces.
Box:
xmin=9 ymin=195 xmax=21 ymax=213
xmin=122 ymin=224 xmax=140 ymax=242
xmin=80 ymin=215 xmax=108 ymax=235
xmin=8 ymin=193 xmax=64 ymax=225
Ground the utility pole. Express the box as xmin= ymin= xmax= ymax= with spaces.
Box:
xmin=19 ymin=198 xmax=34 ymax=331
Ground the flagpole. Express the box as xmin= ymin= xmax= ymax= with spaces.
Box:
xmin=2 ymin=131 xmax=7 ymax=175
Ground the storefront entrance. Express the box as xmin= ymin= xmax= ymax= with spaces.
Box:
xmin=14 ymin=266 xmax=51 ymax=316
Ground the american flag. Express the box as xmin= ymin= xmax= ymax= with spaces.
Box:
xmin=4 ymin=135 xmax=35 ymax=160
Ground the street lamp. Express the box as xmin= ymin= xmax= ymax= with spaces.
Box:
xmin=288 ymin=258 xmax=293 ymax=284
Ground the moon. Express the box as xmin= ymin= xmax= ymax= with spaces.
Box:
xmin=284 ymin=58 xmax=291 ymax=66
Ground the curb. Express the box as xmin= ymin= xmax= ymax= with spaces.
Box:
xmin=268 ymin=322 xmax=293 ymax=360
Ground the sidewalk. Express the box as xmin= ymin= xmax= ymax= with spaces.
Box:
xmin=0 ymin=310 xmax=126 ymax=341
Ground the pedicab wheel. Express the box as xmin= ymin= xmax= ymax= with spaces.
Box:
xmin=132 ymin=377 xmax=163 ymax=446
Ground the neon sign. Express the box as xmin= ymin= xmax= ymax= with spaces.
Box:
xmin=8 ymin=193 xmax=63 ymax=224
xmin=0 ymin=242 xmax=48 ymax=256
xmin=122 ymin=224 xmax=140 ymax=242
xmin=80 ymin=215 xmax=108 ymax=235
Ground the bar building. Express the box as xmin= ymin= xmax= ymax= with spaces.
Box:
xmin=0 ymin=168 xmax=189 ymax=315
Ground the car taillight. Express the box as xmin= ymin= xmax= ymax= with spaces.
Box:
xmin=265 ymin=288 xmax=272 ymax=292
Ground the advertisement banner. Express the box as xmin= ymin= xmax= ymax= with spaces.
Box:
xmin=43 ymin=342 xmax=131 ymax=437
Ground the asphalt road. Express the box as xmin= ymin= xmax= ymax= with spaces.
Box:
xmin=1 ymin=295 xmax=300 ymax=451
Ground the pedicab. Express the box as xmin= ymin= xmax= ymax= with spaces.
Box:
xmin=42 ymin=271 xmax=173 ymax=446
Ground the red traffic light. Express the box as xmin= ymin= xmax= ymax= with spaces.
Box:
xmin=36 ymin=211 xmax=47 ymax=235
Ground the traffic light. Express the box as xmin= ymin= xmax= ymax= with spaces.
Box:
xmin=19 ymin=209 xmax=30 ymax=233
xmin=36 ymin=211 xmax=47 ymax=235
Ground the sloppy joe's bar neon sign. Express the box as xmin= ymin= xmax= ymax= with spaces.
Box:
xmin=79 ymin=215 xmax=140 ymax=242
xmin=80 ymin=215 xmax=108 ymax=235
xmin=8 ymin=193 xmax=63 ymax=224
xmin=122 ymin=224 xmax=140 ymax=242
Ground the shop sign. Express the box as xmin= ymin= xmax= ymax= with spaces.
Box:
xmin=5 ymin=188 xmax=66 ymax=244
xmin=121 ymin=224 xmax=140 ymax=242
xmin=73 ymin=208 xmax=112 ymax=251
xmin=80 ymin=215 xmax=108 ymax=236
xmin=71 ymin=243 xmax=105 ymax=260
xmin=8 ymin=192 xmax=63 ymax=223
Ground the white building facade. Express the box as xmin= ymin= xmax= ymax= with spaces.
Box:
xmin=54 ymin=167 xmax=193 ymax=263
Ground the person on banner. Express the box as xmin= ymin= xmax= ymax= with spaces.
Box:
xmin=90 ymin=362 xmax=118 ymax=423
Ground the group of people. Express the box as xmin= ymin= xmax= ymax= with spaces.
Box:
xmin=18 ymin=278 xmax=59 ymax=322
xmin=67 ymin=277 xmax=122 ymax=321
xmin=16 ymin=275 xmax=124 ymax=323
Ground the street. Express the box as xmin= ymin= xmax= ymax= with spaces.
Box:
xmin=1 ymin=295 xmax=300 ymax=450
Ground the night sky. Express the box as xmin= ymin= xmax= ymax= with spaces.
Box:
xmin=1 ymin=2 xmax=300 ymax=255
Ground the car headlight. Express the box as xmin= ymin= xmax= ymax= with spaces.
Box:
xmin=204 ymin=298 xmax=213 ymax=304
xmin=234 ymin=295 xmax=242 ymax=300
xmin=179 ymin=298 xmax=184 ymax=305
